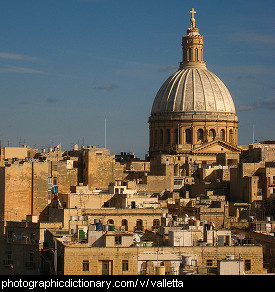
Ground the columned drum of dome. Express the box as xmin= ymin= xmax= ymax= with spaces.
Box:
xmin=149 ymin=9 xmax=238 ymax=156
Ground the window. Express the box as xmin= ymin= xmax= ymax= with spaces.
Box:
xmin=186 ymin=129 xmax=192 ymax=144
xmin=30 ymin=233 xmax=35 ymax=242
xmin=166 ymin=129 xmax=171 ymax=144
xmin=83 ymin=260 xmax=89 ymax=271
xmin=220 ymin=129 xmax=225 ymax=141
xmin=206 ymin=260 xmax=213 ymax=266
xmin=53 ymin=177 xmax=57 ymax=185
xmin=4 ymin=252 xmax=12 ymax=266
xmin=197 ymin=129 xmax=204 ymax=141
xmin=195 ymin=48 xmax=198 ymax=61
xmin=26 ymin=252 xmax=34 ymax=269
xmin=136 ymin=219 xmax=143 ymax=231
xmin=122 ymin=260 xmax=129 ymax=271
xmin=115 ymin=236 xmax=122 ymax=245
xmin=153 ymin=219 xmax=160 ymax=230
xmin=102 ymin=261 xmax=112 ymax=275
xmin=245 ymin=260 xmax=251 ymax=271
xmin=229 ymin=130 xmax=233 ymax=143
xmin=121 ymin=219 xmax=128 ymax=231
xmin=159 ymin=129 xmax=163 ymax=145
xmin=189 ymin=48 xmax=192 ymax=61
xmin=209 ymin=129 xmax=215 ymax=139
xmin=175 ymin=128 xmax=179 ymax=144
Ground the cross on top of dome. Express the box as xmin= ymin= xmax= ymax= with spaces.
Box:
xmin=189 ymin=8 xmax=196 ymax=29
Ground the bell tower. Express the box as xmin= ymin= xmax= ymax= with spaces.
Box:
xmin=180 ymin=8 xmax=206 ymax=69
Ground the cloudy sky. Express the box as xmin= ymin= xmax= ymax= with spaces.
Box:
xmin=0 ymin=0 xmax=274 ymax=158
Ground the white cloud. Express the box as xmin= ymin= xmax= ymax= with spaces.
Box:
xmin=158 ymin=65 xmax=178 ymax=72
xmin=0 ymin=65 xmax=46 ymax=74
xmin=0 ymin=52 xmax=37 ymax=61
xmin=94 ymin=83 xmax=117 ymax=90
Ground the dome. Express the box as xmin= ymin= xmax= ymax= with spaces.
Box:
xmin=151 ymin=67 xmax=236 ymax=116
xmin=148 ymin=8 xmax=239 ymax=156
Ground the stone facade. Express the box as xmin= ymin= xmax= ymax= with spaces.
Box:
xmin=56 ymin=242 xmax=264 ymax=275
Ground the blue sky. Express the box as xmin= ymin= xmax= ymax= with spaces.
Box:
xmin=0 ymin=0 xmax=274 ymax=158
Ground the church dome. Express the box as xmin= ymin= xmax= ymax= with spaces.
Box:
xmin=148 ymin=8 xmax=239 ymax=156
xmin=151 ymin=67 xmax=236 ymax=116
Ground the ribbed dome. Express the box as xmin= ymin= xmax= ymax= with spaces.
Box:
xmin=151 ymin=68 xmax=236 ymax=116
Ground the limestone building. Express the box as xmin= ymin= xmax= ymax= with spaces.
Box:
xmin=149 ymin=9 xmax=240 ymax=163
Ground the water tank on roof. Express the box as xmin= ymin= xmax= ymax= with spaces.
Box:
xmin=96 ymin=222 xmax=103 ymax=231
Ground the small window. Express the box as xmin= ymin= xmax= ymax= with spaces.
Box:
xmin=122 ymin=260 xmax=129 ymax=271
xmin=220 ymin=129 xmax=225 ymax=141
xmin=229 ymin=130 xmax=233 ymax=143
xmin=197 ymin=129 xmax=204 ymax=141
xmin=206 ymin=260 xmax=213 ymax=266
xmin=153 ymin=219 xmax=160 ymax=229
xmin=209 ymin=129 xmax=215 ymax=139
xmin=83 ymin=260 xmax=89 ymax=271
xmin=186 ymin=129 xmax=192 ymax=144
xmin=245 ymin=260 xmax=251 ymax=271
xmin=195 ymin=48 xmax=198 ymax=61
xmin=115 ymin=236 xmax=122 ymax=245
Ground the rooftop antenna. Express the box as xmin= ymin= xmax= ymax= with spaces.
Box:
xmin=105 ymin=119 xmax=107 ymax=148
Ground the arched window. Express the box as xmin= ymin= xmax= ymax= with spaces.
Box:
xmin=220 ymin=129 xmax=225 ymax=141
xmin=197 ymin=129 xmax=204 ymax=141
xmin=136 ymin=219 xmax=143 ymax=231
xmin=189 ymin=48 xmax=192 ymax=61
xmin=107 ymin=219 xmax=114 ymax=225
xmin=209 ymin=129 xmax=216 ymax=140
xmin=121 ymin=219 xmax=128 ymax=231
xmin=186 ymin=129 xmax=192 ymax=144
xmin=195 ymin=48 xmax=198 ymax=61
xmin=229 ymin=130 xmax=233 ymax=144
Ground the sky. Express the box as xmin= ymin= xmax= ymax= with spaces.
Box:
xmin=0 ymin=0 xmax=274 ymax=159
